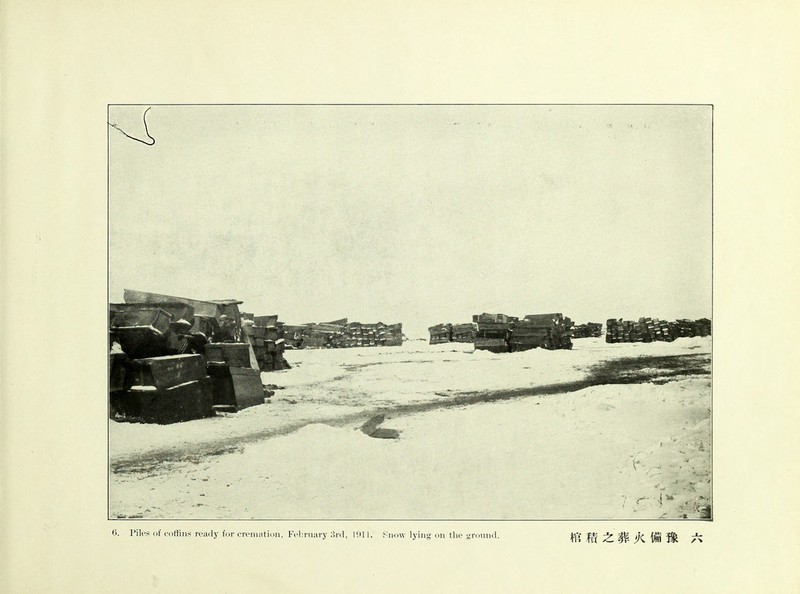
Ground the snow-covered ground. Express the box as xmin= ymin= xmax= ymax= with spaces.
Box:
xmin=109 ymin=337 xmax=711 ymax=520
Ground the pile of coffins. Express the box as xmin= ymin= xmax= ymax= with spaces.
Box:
xmin=606 ymin=317 xmax=711 ymax=343
xmin=341 ymin=321 xmax=403 ymax=348
xmin=380 ymin=323 xmax=404 ymax=346
xmin=242 ymin=314 xmax=291 ymax=372
xmin=281 ymin=319 xmax=404 ymax=349
xmin=305 ymin=321 xmax=348 ymax=348
xmin=428 ymin=323 xmax=452 ymax=345
xmin=281 ymin=325 xmax=308 ymax=349
xmin=109 ymin=302 xmax=197 ymax=359
xmin=428 ymin=322 xmax=478 ymax=344
xmin=109 ymin=290 xmax=282 ymax=424
xmin=111 ymin=352 xmax=214 ymax=425
xmin=640 ymin=317 xmax=675 ymax=342
xmin=451 ymin=323 xmax=477 ymax=343
xmin=571 ymin=322 xmax=603 ymax=339
xmin=456 ymin=312 xmax=576 ymax=352
xmin=203 ymin=341 xmax=266 ymax=413
xmin=473 ymin=313 xmax=517 ymax=353
xmin=606 ymin=319 xmax=644 ymax=343
xmin=673 ymin=318 xmax=712 ymax=338
xmin=509 ymin=313 xmax=574 ymax=351
xmin=345 ymin=322 xmax=376 ymax=347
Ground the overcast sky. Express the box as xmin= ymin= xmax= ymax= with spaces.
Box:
xmin=109 ymin=105 xmax=711 ymax=337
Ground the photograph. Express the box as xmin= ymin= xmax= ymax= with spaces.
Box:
xmin=108 ymin=104 xmax=712 ymax=521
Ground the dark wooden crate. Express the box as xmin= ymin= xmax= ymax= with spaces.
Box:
xmin=207 ymin=364 xmax=264 ymax=410
xmin=111 ymin=307 xmax=173 ymax=334
xmin=120 ymin=377 xmax=214 ymax=424
xmin=474 ymin=337 xmax=509 ymax=353
xmin=126 ymin=354 xmax=206 ymax=391
xmin=204 ymin=343 xmax=251 ymax=367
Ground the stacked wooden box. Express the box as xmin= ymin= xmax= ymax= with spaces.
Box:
xmin=428 ymin=323 xmax=452 ymax=345
xmin=473 ymin=313 xmax=516 ymax=353
xmin=637 ymin=317 xmax=675 ymax=342
xmin=204 ymin=342 xmax=265 ymax=411
xmin=331 ymin=327 xmax=353 ymax=348
xmin=373 ymin=322 xmax=403 ymax=346
xmin=245 ymin=314 xmax=290 ymax=371
xmin=281 ymin=325 xmax=307 ymax=349
xmin=350 ymin=323 xmax=377 ymax=347
xmin=291 ymin=320 xmax=403 ymax=348
xmin=375 ymin=323 xmax=387 ymax=346
xmin=385 ymin=322 xmax=403 ymax=346
xmin=451 ymin=323 xmax=477 ymax=343
xmin=428 ymin=322 xmax=477 ymax=344
xmin=111 ymin=301 xmax=209 ymax=356
xmin=673 ymin=318 xmax=712 ymax=338
xmin=301 ymin=322 xmax=344 ymax=349
xmin=606 ymin=317 xmax=710 ymax=343
xmin=110 ymin=306 xmax=176 ymax=359
xmin=572 ymin=322 xmax=603 ymax=339
xmin=605 ymin=319 xmax=642 ymax=343
xmin=110 ymin=290 xmax=272 ymax=423
xmin=242 ymin=318 xmax=266 ymax=367
xmin=694 ymin=318 xmax=712 ymax=336
xmin=510 ymin=313 xmax=573 ymax=351
xmin=112 ymin=354 xmax=214 ymax=424
xmin=110 ymin=302 xmax=217 ymax=423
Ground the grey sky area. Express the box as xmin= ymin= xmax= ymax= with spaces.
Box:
xmin=109 ymin=105 xmax=711 ymax=337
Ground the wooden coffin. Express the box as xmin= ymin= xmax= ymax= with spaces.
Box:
xmin=204 ymin=343 xmax=251 ymax=368
xmin=125 ymin=354 xmax=206 ymax=391
xmin=118 ymin=377 xmax=214 ymax=424
xmin=206 ymin=364 xmax=264 ymax=410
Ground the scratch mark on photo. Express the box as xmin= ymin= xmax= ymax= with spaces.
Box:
xmin=108 ymin=107 xmax=156 ymax=146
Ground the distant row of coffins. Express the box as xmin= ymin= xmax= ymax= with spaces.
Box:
xmin=571 ymin=322 xmax=603 ymax=339
xmin=282 ymin=319 xmax=404 ymax=349
xmin=430 ymin=314 xmax=712 ymax=349
xmin=430 ymin=313 xmax=578 ymax=352
xmin=605 ymin=317 xmax=711 ymax=343
xmin=428 ymin=323 xmax=476 ymax=345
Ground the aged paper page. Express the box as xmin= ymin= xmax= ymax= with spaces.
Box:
xmin=2 ymin=1 xmax=798 ymax=592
